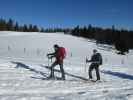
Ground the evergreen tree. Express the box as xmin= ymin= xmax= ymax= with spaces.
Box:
xmin=7 ymin=18 xmax=14 ymax=31
xmin=72 ymin=25 xmax=80 ymax=36
xmin=14 ymin=22 xmax=19 ymax=31
xmin=29 ymin=24 xmax=33 ymax=32
xmin=32 ymin=25 xmax=39 ymax=32
xmin=40 ymin=27 xmax=45 ymax=32
xmin=0 ymin=18 xmax=7 ymax=30
xmin=23 ymin=24 xmax=28 ymax=32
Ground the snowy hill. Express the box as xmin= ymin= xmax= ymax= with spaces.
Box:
xmin=0 ymin=31 xmax=133 ymax=100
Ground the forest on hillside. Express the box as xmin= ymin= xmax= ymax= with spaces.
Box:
xmin=0 ymin=18 xmax=133 ymax=54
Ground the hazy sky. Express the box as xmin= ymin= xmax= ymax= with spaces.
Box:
xmin=0 ymin=0 xmax=132 ymax=29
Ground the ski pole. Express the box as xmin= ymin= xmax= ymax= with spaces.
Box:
xmin=47 ymin=56 xmax=50 ymax=67
xmin=51 ymin=58 xmax=52 ymax=63
xmin=84 ymin=56 xmax=87 ymax=76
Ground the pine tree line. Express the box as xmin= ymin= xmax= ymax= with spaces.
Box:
xmin=0 ymin=18 xmax=66 ymax=33
xmin=71 ymin=25 xmax=133 ymax=54
xmin=0 ymin=18 xmax=133 ymax=54
xmin=0 ymin=18 xmax=42 ymax=32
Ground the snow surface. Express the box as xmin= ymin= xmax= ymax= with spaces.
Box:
xmin=0 ymin=31 xmax=133 ymax=100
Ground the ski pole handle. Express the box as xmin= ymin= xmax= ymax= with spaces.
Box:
xmin=50 ymin=58 xmax=52 ymax=63
xmin=48 ymin=58 xmax=49 ymax=66
xmin=84 ymin=57 xmax=87 ymax=75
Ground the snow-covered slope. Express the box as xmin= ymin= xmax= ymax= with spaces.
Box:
xmin=0 ymin=31 xmax=133 ymax=100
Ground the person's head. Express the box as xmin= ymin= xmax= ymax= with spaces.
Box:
xmin=53 ymin=44 xmax=59 ymax=51
xmin=93 ymin=49 xmax=97 ymax=54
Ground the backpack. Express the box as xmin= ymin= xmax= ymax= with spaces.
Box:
xmin=58 ymin=47 xmax=66 ymax=59
xmin=97 ymin=53 xmax=103 ymax=65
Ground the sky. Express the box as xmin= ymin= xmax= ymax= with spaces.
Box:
xmin=0 ymin=0 xmax=133 ymax=30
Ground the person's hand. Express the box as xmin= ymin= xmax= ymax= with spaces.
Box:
xmin=86 ymin=58 xmax=89 ymax=63
xmin=86 ymin=58 xmax=88 ymax=63
xmin=47 ymin=54 xmax=49 ymax=58
xmin=49 ymin=56 xmax=53 ymax=59
xmin=47 ymin=55 xmax=52 ymax=59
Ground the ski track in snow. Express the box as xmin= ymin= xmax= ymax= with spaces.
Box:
xmin=0 ymin=31 xmax=133 ymax=100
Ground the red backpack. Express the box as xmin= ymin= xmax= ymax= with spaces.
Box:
xmin=58 ymin=47 xmax=66 ymax=59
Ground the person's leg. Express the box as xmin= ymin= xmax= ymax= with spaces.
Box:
xmin=88 ymin=64 xmax=94 ymax=79
xmin=95 ymin=65 xmax=100 ymax=80
xmin=49 ymin=61 xmax=57 ymax=78
xmin=59 ymin=63 xmax=65 ymax=80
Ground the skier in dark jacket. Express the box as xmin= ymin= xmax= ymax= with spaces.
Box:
xmin=86 ymin=49 xmax=102 ymax=81
xmin=47 ymin=44 xmax=66 ymax=80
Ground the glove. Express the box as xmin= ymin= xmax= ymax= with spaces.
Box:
xmin=86 ymin=58 xmax=88 ymax=63
xmin=86 ymin=58 xmax=90 ymax=63
xmin=47 ymin=54 xmax=50 ymax=59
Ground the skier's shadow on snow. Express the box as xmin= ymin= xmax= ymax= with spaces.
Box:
xmin=11 ymin=61 xmax=88 ymax=81
xmin=40 ymin=65 xmax=88 ymax=81
xmin=11 ymin=61 xmax=47 ymax=77
xmin=101 ymin=70 xmax=133 ymax=80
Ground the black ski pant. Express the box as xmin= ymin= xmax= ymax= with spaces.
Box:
xmin=88 ymin=63 xmax=100 ymax=80
xmin=50 ymin=61 xmax=65 ymax=79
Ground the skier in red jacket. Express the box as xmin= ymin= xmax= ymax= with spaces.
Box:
xmin=47 ymin=44 xmax=66 ymax=80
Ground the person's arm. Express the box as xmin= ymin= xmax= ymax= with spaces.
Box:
xmin=47 ymin=52 xmax=56 ymax=59
xmin=86 ymin=57 xmax=92 ymax=63
xmin=92 ymin=61 xmax=100 ymax=64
